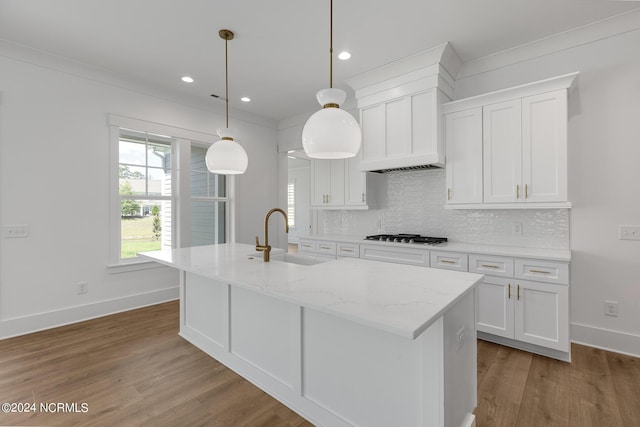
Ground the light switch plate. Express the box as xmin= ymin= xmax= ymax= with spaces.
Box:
xmin=2 ymin=224 xmax=29 ymax=238
xmin=619 ymin=225 xmax=640 ymax=241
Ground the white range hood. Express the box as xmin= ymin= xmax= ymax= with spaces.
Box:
xmin=345 ymin=42 xmax=461 ymax=173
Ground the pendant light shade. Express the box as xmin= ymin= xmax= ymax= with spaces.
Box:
xmin=205 ymin=128 xmax=248 ymax=175
xmin=206 ymin=29 xmax=248 ymax=175
xmin=302 ymin=0 xmax=361 ymax=159
xmin=302 ymin=88 xmax=361 ymax=159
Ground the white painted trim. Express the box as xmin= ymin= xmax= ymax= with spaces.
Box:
xmin=442 ymin=73 xmax=578 ymax=113
xmin=571 ymin=322 xmax=640 ymax=358
xmin=458 ymin=8 xmax=640 ymax=79
xmin=445 ymin=202 xmax=572 ymax=210
xmin=108 ymin=114 xmax=218 ymax=144
xmin=477 ymin=332 xmax=571 ymax=362
xmin=0 ymin=287 xmax=179 ymax=340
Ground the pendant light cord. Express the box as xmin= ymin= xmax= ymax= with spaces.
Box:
xmin=225 ymin=37 xmax=229 ymax=128
xmin=329 ymin=0 xmax=333 ymax=89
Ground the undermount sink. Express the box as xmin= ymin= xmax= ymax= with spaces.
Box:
xmin=270 ymin=253 xmax=329 ymax=266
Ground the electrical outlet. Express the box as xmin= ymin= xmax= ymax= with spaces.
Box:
xmin=604 ymin=300 xmax=619 ymax=317
xmin=77 ymin=282 xmax=88 ymax=295
xmin=511 ymin=222 xmax=522 ymax=235
xmin=619 ymin=225 xmax=640 ymax=241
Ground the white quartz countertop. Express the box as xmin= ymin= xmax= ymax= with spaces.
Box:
xmin=301 ymin=234 xmax=571 ymax=262
xmin=140 ymin=243 xmax=483 ymax=340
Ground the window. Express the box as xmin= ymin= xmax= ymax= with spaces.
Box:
xmin=118 ymin=131 xmax=173 ymax=259
xmin=190 ymin=144 xmax=227 ymax=246
xmin=287 ymin=182 xmax=296 ymax=229
xmin=109 ymin=115 xmax=233 ymax=267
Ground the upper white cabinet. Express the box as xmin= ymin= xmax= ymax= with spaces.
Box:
xmin=346 ymin=43 xmax=462 ymax=173
xmin=522 ymin=90 xmax=568 ymax=203
xmin=443 ymin=72 xmax=577 ymax=209
xmin=311 ymin=159 xmax=345 ymax=207
xmin=310 ymin=152 xmax=380 ymax=210
xmin=445 ymin=107 xmax=483 ymax=204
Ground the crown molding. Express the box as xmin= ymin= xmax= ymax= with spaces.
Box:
xmin=457 ymin=8 xmax=640 ymax=80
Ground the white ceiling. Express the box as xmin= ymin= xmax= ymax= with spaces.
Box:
xmin=1 ymin=0 xmax=638 ymax=122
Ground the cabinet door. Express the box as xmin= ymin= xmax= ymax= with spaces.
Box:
xmin=445 ymin=107 xmax=483 ymax=204
xmin=345 ymin=151 xmax=367 ymax=206
xmin=360 ymin=104 xmax=385 ymax=164
xmin=477 ymin=276 xmax=515 ymax=338
xmin=385 ymin=97 xmax=411 ymax=158
xmin=514 ymin=279 xmax=569 ymax=352
xmin=483 ymin=99 xmax=522 ymax=203
xmin=310 ymin=159 xmax=345 ymax=207
xmin=522 ymin=89 xmax=568 ymax=203
xmin=310 ymin=159 xmax=330 ymax=207
xmin=327 ymin=159 xmax=345 ymax=206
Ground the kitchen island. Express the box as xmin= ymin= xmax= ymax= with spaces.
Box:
xmin=141 ymin=243 xmax=483 ymax=427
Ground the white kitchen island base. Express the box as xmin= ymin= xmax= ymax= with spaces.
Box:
xmin=180 ymin=270 xmax=477 ymax=427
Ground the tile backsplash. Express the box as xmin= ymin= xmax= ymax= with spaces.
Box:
xmin=319 ymin=169 xmax=569 ymax=249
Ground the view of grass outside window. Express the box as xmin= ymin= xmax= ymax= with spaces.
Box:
xmin=119 ymin=132 xmax=172 ymax=259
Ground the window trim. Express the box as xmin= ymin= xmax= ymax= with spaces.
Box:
xmin=108 ymin=114 xmax=237 ymax=271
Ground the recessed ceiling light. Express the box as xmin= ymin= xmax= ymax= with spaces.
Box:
xmin=181 ymin=76 xmax=194 ymax=83
xmin=240 ymin=96 xmax=251 ymax=102
xmin=338 ymin=51 xmax=351 ymax=60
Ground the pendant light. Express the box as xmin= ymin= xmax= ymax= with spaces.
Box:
xmin=301 ymin=0 xmax=361 ymax=159
xmin=205 ymin=29 xmax=248 ymax=175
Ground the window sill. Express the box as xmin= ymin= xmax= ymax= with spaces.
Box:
xmin=106 ymin=259 xmax=169 ymax=274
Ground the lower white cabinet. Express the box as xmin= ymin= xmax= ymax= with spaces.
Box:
xmin=476 ymin=266 xmax=569 ymax=352
xmin=300 ymin=236 xmax=570 ymax=359
xmin=298 ymin=238 xmax=337 ymax=259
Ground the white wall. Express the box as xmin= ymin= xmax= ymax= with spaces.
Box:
xmin=453 ymin=22 xmax=640 ymax=357
xmin=0 ymin=44 xmax=279 ymax=338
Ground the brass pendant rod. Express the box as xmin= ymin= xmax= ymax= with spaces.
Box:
xmin=329 ymin=0 xmax=333 ymax=89
xmin=225 ymin=37 xmax=229 ymax=129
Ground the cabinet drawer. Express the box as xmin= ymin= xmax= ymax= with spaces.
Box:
xmin=359 ymin=244 xmax=430 ymax=267
xmin=337 ymin=242 xmax=359 ymax=258
xmin=430 ymin=251 xmax=468 ymax=272
xmin=515 ymin=259 xmax=569 ymax=285
xmin=316 ymin=241 xmax=337 ymax=256
xmin=469 ymin=254 xmax=514 ymax=277
xmin=298 ymin=239 xmax=316 ymax=253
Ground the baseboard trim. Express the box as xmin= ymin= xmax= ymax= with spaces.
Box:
xmin=0 ymin=286 xmax=179 ymax=340
xmin=571 ymin=322 xmax=640 ymax=358
xmin=477 ymin=332 xmax=571 ymax=362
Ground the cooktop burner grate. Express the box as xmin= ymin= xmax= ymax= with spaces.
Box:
xmin=364 ymin=234 xmax=447 ymax=245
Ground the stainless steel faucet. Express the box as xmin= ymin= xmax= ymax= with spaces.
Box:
xmin=255 ymin=208 xmax=289 ymax=262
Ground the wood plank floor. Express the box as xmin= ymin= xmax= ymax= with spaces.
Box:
xmin=1 ymin=301 xmax=639 ymax=426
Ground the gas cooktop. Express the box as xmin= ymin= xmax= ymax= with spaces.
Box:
xmin=364 ymin=234 xmax=447 ymax=245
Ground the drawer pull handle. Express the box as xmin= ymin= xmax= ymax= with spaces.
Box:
xmin=480 ymin=264 xmax=499 ymax=269
xmin=517 ymin=284 xmax=520 ymax=300
xmin=341 ymin=248 xmax=354 ymax=252
xmin=530 ymin=269 xmax=550 ymax=274
xmin=508 ymin=283 xmax=511 ymax=299
xmin=319 ymin=245 xmax=332 ymax=250
xmin=525 ymin=184 xmax=529 ymax=199
xmin=516 ymin=184 xmax=520 ymax=199
xmin=440 ymin=259 xmax=456 ymax=264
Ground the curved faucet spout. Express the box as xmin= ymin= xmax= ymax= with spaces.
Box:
xmin=255 ymin=208 xmax=289 ymax=262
